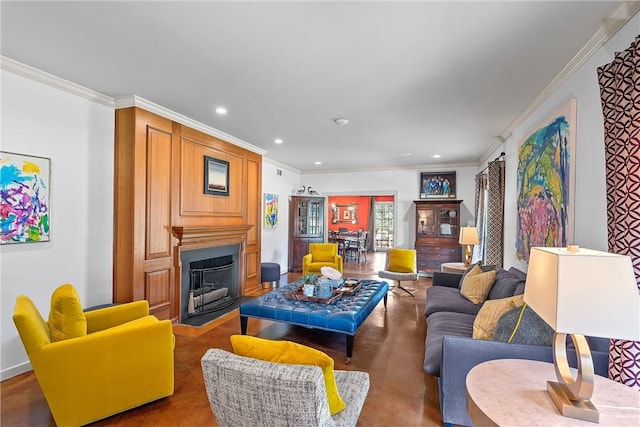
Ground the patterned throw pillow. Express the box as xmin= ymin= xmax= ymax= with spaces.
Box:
xmin=473 ymin=294 xmax=524 ymax=340
xmin=230 ymin=335 xmax=345 ymax=415
xmin=460 ymin=268 xmax=496 ymax=304
xmin=493 ymin=304 xmax=554 ymax=346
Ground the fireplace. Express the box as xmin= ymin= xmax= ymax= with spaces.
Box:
xmin=173 ymin=225 xmax=251 ymax=325
xmin=180 ymin=245 xmax=240 ymax=320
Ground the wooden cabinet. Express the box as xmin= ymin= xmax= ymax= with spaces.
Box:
xmin=414 ymin=200 xmax=463 ymax=273
xmin=288 ymin=196 xmax=325 ymax=272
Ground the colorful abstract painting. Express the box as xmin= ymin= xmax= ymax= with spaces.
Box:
xmin=516 ymin=99 xmax=576 ymax=262
xmin=264 ymin=193 xmax=278 ymax=229
xmin=1 ymin=152 xmax=51 ymax=244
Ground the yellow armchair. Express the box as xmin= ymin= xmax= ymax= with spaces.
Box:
xmin=302 ymin=243 xmax=343 ymax=276
xmin=13 ymin=285 xmax=175 ymax=427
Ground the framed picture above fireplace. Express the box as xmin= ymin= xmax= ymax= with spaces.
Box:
xmin=204 ymin=155 xmax=229 ymax=196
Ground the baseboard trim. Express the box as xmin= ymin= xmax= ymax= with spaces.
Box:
xmin=1 ymin=361 xmax=32 ymax=381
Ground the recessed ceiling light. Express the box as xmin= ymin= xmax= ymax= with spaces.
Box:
xmin=274 ymin=138 xmax=283 ymax=144
xmin=315 ymin=161 xmax=322 ymax=165
xmin=215 ymin=107 xmax=227 ymax=115
xmin=433 ymin=154 xmax=441 ymax=158
xmin=334 ymin=118 xmax=349 ymax=126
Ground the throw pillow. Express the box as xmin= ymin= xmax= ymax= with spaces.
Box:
xmin=230 ymin=335 xmax=346 ymax=415
xmin=460 ymin=268 xmax=496 ymax=304
xmin=386 ymin=249 xmax=415 ymax=273
xmin=473 ymin=294 xmax=524 ymax=340
xmin=487 ymin=268 xmax=524 ymax=300
xmin=458 ymin=262 xmax=495 ymax=289
xmin=48 ymin=284 xmax=87 ymax=342
xmin=492 ymin=304 xmax=554 ymax=346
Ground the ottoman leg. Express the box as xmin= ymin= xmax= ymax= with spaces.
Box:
xmin=240 ymin=316 xmax=248 ymax=335
xmin=346 ymin=335 xmax=354 ymax=364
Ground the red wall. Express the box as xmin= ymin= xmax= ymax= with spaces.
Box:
xmin=327 ymin=195 xmax=393 ymax=232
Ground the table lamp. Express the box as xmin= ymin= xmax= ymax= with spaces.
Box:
xmin=458 ymin=226 xmax=479 ymax=266
xmin=524 ymin=246 xmax=640 ymax=423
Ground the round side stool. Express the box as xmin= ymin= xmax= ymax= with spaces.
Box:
xmin=261 ymin=262 xmax=281 ymax=289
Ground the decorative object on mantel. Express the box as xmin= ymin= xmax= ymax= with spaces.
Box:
xmin=204 ymin=155 xmax=230 ymax=196
xmin=307 ymin=186 xmax=320 ymax=195
xmin=0 ymin=151 xmax=51 ymax=244
xmin=524 ymin=246 xmax=640 ymax=423
xmin=419 ymin=171 xmax=456 ymax=199
xmin=295 ymin=185 xmax=307 ymax=195
xmin=515 ymin=98 xmax=576 ymax=262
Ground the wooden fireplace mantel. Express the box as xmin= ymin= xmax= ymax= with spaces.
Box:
xmin=172 ymin=225 xmax=253 ymax=251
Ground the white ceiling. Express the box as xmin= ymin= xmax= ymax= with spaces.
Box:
xmin=0 ymin=1 xmax=630 ymax=173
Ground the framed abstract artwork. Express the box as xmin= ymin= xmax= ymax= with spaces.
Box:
xmin=264 ymin=193 xmax=278 ymax=229
xmin=420 ymin=171 xmax=456 ymax=199
xmin=0 ymin=151 xmax=51 ymax=244
xmin=204 ymin=155 xmax=229 ymax=196
xmin=516 ymin=98 xmax=577 ymax=262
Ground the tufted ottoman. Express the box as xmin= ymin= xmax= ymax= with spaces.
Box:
xmin=239 ymin=280 xmax=389 ymax=362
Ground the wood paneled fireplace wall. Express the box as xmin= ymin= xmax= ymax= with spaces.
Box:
xmin=113 ymin=107 xmax=262 ymax=322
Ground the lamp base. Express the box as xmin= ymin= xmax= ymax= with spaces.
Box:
xmin=547 ymin=381 xmax=599 ymax=423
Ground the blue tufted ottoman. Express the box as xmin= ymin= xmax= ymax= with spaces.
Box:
xmin=239 ymin=280 xmax=389 ymax=362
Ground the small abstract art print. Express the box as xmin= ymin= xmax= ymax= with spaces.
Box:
xmin=264 ymin=193 xmax=278 ymax=229
xmin=420 ymin=171 xmax=456 ymax=199
xmin=1 ymin=151 xmax=51 ymax=244
xmin=516 ymin=98 xmax=576 ymax=262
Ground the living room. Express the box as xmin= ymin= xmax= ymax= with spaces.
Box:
xmin=2 ymin=2 xmax=640 ymax=426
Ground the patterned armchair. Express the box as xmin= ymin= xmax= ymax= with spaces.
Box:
xmin=201 ymin=348 xmax=369 ymax=427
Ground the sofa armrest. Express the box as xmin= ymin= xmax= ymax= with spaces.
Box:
xmin=438 ymin=336 xmax=610 ymax=427
xmin=432 ymin=271 xmax=461 ymax=288
xmin=85 ymin=300 xmax=149 ymax=333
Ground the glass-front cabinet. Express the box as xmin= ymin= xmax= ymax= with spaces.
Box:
xmin=414 ymin=200 xmax=462 ymax=273
xmin=289 ymin=196 xmax=325 ymax=272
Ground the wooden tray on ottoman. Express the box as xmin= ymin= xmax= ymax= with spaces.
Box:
xmin=284 ymin=288 xmax=343 ymax=304
xmin=339 ymin=279 xmax=363 ymax=296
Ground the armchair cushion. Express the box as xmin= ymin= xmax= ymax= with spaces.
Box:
xmin=313 ymin=244 xmax=338 ymax=262
xmin=48 ymin=284 xmax=87 ymax=342
xmin=231 ymin=335 xmax=345 ymax=415
xmin=386 ymin=248 xmax=415 ymax=273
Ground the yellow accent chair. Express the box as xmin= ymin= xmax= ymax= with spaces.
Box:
xmin=12 ymin=284 xmax=175 ymax=427
xmin=302 ymin=243 xmax=343 ymax=276
xmin=378 ymin=248 xmax=418 ymax=297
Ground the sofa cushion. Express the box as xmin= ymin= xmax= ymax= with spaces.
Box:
xmin=48 ymin=284 xmax=87 ymax=342
xmin=460 ymin=268 xmax=496 ymax=304
xmin=492 ymin=305 xmax=554 ymax=346
xmin=487 ymin=268 xmax=525 ymax=300
xmin=473 ymin=295 xmax=524 ymax=340
xmin=424 ymin=311 xmax=476 ymax=376
xmin=230 ymin=335 xmax=345 ymax=415
xmin=425 ymin=286 xmax=483 ymax=318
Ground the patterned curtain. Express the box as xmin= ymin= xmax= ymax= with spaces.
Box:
xmin=598 ymin=34 xmax=640 ymax=390
xmin=472 ymin=173 xmax=487 ymax=263
xmin=486 ymin=160 xmax=505 ymax=267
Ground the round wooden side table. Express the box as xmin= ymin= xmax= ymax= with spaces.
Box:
xmin=440 ymin=262 xmax=467 ymax=273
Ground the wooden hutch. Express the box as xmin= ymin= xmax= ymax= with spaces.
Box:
xmin=414 ymin=200 xmax=463 ymax=273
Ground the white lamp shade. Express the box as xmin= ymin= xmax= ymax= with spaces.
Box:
xmin=523 ymin=247 xmax=640 ymax=341
xmin=459 ymin=227 xmax=479 ymax=245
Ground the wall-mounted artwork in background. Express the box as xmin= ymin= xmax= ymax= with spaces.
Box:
xmin=204 ymin=155 xmax=229 ymax=196
xmin=516 ymin=98 xmax=576 ymax=262
xmin=419 ymin=171 xmax=456 ymax=199
xmin=264 ymin=193 xmax=278 ymax=229
xmin=0 ymin=151 xmax=51 ymax=244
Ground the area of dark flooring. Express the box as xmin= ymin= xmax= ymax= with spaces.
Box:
xmin=0 ymin=251 xmax=442 ymax=426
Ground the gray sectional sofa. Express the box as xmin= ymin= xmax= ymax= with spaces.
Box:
xmin=423 ymin=266 xmax=611 ymax=427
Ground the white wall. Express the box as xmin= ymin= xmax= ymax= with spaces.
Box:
xmin=261 ymin=159 xmax=300 ymax=271
xmin=302 ymin=166 xmax=478 ymax=250
xmin=1 ymin=70 xmax=114 ymax=379
xmin=486 ymin=12 xmax=640 ymax=272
